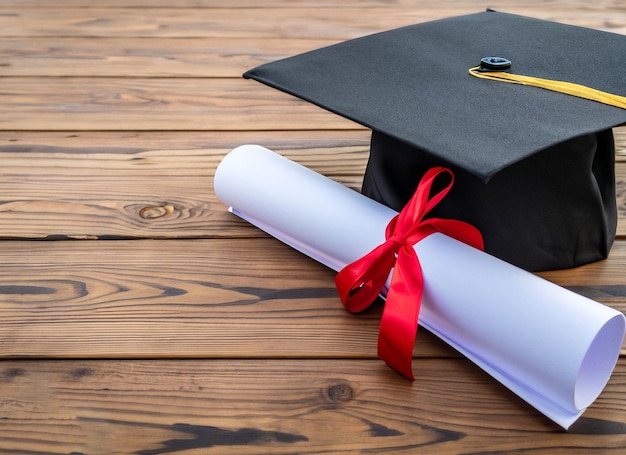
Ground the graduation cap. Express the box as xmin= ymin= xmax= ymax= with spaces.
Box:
xmin=243 ymin=10 xmax=626 ymax=271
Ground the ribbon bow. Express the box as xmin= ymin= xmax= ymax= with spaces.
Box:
xmin=335 ymin=167 xmax=484 ymax=380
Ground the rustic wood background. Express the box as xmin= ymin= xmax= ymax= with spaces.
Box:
xmin=0 ymin=1 xmax=625 ymax=453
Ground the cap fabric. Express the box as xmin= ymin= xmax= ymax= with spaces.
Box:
xmin=243 ymin=10 xmax=626 ymax=271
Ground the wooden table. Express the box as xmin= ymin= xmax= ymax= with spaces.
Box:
xmin=0 ymin=1 xmax=624 ymax=453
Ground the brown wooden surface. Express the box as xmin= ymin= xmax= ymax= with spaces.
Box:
xmin=0 ymin=1 xmax=625 ymax=453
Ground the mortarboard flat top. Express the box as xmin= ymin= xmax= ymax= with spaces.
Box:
xmin=244 ymin=10 xmax=626 ymax=182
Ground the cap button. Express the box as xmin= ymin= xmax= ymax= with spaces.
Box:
xmin=479 ymin=57 xmax=511 ymax=71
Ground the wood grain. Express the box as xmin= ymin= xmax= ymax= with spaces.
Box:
xmin=0 ymin=37 xmax=339 ymax=77
xmin=0 ymin=77 xmax=364 ymax=131
xmin=0 ymin=359 xmax=625 ymax=454
xmin=0 ymin=237 xmax=438 ymax=359
xmin=3 ymin=0 xmax=624 ymax=8
xmin=1 ymin=1 xmax=625 ymax=452
xmin=0 ymin=238 xmax=623 ymax=359
xmin=0 ymin=4 xmax=624 ymax=39
xmin=0 ymin=131 xmax=368 ymax=239
xmin=0 ymin=131 xmax=624 ymax=239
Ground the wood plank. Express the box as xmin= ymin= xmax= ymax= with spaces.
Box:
xmin=0 ymin=238 xmax=624 ymax=359
xmin=0 ymin=77 xmax=355 ymax=131
xmin=0 ymin=1 xmax=624 ymax=453
xmin=0 ymin=37 xmax=338 ymax=77
xmin=0 ymin=130 xmax=372 ymax=177
xmin=0 ymin=358 xmax=625 ymax=454
xmin=0 ymin=131 xmax=624 ymax=239
xmin=0 ymin=131 xmax=368 ymax=239
xmin=1 ymin=0 xmax=621 ymax=9
xmin=0 ymin=237 xmax=437 ymax=359
xmin=0 ymin=5 xmax=624 ymax=39
xmin=0 ymin=130 xmax=626 ymax=239
xmin=0 ymin=7 xmax=477 ymax=39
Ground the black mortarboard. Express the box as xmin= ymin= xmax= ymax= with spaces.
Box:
xmin=243 ymin=10 xmax=626 ymax=271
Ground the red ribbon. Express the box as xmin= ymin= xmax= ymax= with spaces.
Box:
xmin=335 ymin=167 xmax=484 ymax=380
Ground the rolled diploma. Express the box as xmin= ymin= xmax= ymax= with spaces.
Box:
xmin=214 ymin=144 xmax=625 ymax=429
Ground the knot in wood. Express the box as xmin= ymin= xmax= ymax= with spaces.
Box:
xmin=139 ymin=205 xmax=174 ymax=219
xmin=327 ymin=382 xmax=354 ymax=403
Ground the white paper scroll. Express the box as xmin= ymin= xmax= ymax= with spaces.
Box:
xmin=214 ymin=144 xmax=625 ymax=429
